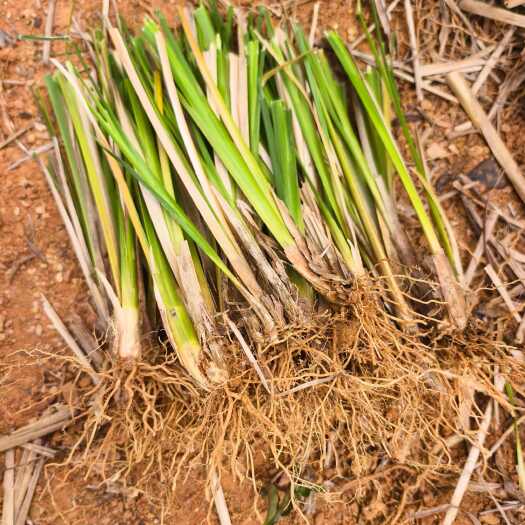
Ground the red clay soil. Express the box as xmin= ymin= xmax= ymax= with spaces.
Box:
xmin=1 ymin=1 xmax=524 ymax=524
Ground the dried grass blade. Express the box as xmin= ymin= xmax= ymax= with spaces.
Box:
xmin=404 ymin=0 xmax=422 ymax=101
xmin=442 ymin=403 xmax=492 ymax=525
xmin=41 ymin=295 xmax=100 ymax=382
xmin=459 ymin=0 xmax=525 ymax=28
xmin=40 ymin=161 xmax=109 ymax=323
xmin=14 ymin=458 xmax=44 ymax=525
xmin=42 ymin=0 xmax=57 ymax=64
xmin=0 ymin=407 xmax=74 ymax=453
xmin=2 ymin=449 xmax=15 ymax=525
xmin=226 ymin=317 xmax=272 ymax=395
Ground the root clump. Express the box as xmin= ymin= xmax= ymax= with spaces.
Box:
xmin=63 ymin=281 xmax=520 ymax=514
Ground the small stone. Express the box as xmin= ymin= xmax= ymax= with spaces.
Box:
xmin=55 ymin=272 xmax=63 ymax=283
xmin=14 ymin=207 xmax=20 ymax=216
xmin=35 ymin=324 xmax=42 ymax=336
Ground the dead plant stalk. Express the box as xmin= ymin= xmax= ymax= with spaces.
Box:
xmin=442 ymin=403 xmax=493 ymax=525
xmin=459 ymin=0 xmax=525 ymax=28
xmin=447 ymin=71 xmax=525 ymax=205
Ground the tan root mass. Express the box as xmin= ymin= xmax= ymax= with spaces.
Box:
xmin=56 ymin=283 xmax=524 ymax=512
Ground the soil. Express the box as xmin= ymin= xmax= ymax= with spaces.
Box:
xmin=1 ymin=1 xmax=524 ymax=524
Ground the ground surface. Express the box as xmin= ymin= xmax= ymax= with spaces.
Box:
xmin=1 ymin=0 xmax=524 ymax=524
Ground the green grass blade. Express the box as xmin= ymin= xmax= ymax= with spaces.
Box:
xmin=176 ymin=11 xmax=295 ymax=250
xmin=268 ymin=100 xmax=303 ymax=231
xmin=247 ymin=39 xmax=262 ymax=155
xmin=45 ymin=75 xmax=99 ymax=260
xmin=57 ymin=70 xmax=121 ymax=291
xmin=139 ymin=193 xmax=208 ymax=387
xmin=326 ymin=32 xmax=441 ymax=254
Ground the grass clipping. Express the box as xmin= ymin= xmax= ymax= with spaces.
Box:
xmin=35 ymin=2 xmax=525 ymax=516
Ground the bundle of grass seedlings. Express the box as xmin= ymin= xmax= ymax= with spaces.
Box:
xmin=38 ymin=0 xmax=473 ymax=505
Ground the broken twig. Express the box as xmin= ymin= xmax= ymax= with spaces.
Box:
xmin=278 ymin=375 xmax=337 ymax=397
xmin=488 ymin=414 xmax=525 ymax=458
xmin=413 ymin=504 xmax=452 ymax=519
xmin=442 ymin=403 xmax=493 ymax=525
xmin=349 ymin=0 xmax=401 ymax=50
xmin=460 ymin=0 xmax=525 ymax=28
xmin=2 ymin=449 xmax=15 ymax=525
xmin=463 ymin=211 xmax=498 ymax=288
xmin=0 ymin=123 xmax=34 ymax=151
xmin=471 ymin=28 xmax=514 ymax=95
xmin=484 ymin=264 xmax=522 ymax=323
xmin=14 ymin=458 xmax=44 ymax=525
xmin=8 ymin=142 xmax=54 ymax=171
xmin=376 ymin=0 xmax=392 ymax=35
xmin=226 ymin=317 xmax=272 ymax=395
xmin=21 ymin=442 xmax=55 ymax=459
xmin=13 ymin=448 xmax=36 ymax=515
xmin=421 ymin=56 xmax=486 ymax=78
xmin=0 ymin=406 xmax=74 ymax=453
xmin=41 ymin=294 xmax=100 ymax=383
xmin=351 ymin=50 xmax=459 ymax=103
